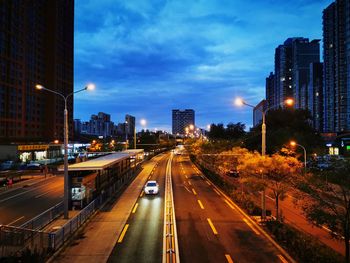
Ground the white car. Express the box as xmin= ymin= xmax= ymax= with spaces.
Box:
xmin=144 ymin=180 xmax=159 ymax=195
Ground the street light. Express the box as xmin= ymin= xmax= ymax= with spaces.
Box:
xmin=236 ymin=97 xmax=294 ymax=220
xmin=35 ymin=83 xmax=94 ymax=219
xmin=290 ymin=140 xmax=307 ymax=173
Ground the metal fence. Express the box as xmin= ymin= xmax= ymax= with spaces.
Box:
xmin=0 ymin=164 xmax=140 ymax=260
xmin=20 ymin=202 xmax=63 ymax=231
xmin=50 ymin=168 xmax=136 ymax=250
xmin=0 ymin=225 xmax=52 ymax=259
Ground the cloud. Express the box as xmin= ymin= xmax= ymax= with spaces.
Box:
xmin=74 ymin=0 xmax=334 ymax=131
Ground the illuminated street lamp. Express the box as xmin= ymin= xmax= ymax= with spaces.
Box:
xmin=140 ymin=118 xmax=147 ymax=128
xmin=35 ymin=83 xmax=95 ymax=219
xmin=236 ymin=97 xmax=294 ymax=220
xmin=290 ymin=140 xmax=307 ymax=173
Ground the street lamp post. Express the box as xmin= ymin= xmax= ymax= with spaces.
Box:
xmin=290 ymin=141 xmax=307 ymax=173
xmin=125 ymin=120 xmax=128 ymax=150
xmin=35 ymin=83 xmax=94 ymax=219
xmin=235 ymin=97 xmax=294 ymax=220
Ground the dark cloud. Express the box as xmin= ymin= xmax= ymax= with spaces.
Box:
xmin=74 ymin=0 xmax=333 ymax=130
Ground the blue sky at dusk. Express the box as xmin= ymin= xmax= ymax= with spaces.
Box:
xmin=73 ymin=0 xmax=332 ymax=131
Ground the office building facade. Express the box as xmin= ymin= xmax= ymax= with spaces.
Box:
xmin=323 ymin=0 xmax=350 ymax=132
xmin=308 ymin=62 xmax=324 ymax=131
xmin=265 ymin=72 xmax=275 ymax=108
xmin=125 ymin=114 xmax=135 ymax=137
xmin=0 ymin=0 xmax=74 ymax=143
xmin=292 ymin=38 xmax=320 ymax=109
xmin=253 ymin=100 xmax=267 ymax=127
xmin=271 ymin=38 xmax=320 ymax=110
xmin=172 ymin=109 xmax=195 ymax=135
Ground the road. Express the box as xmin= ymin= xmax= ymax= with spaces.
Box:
xmin=0 ymin=175 xmax=63 ymax=226
xmin=108 ymin=154 xmax=168 ymax=263
xmin=172 ymin=154 xmax=289 ymax=263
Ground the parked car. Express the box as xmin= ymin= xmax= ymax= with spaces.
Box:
xmin=144 ymin=180 xmax=159 ymax=195
xmin=26 ymin=163 xmax=43 ymax=171
xmin=0 ymin=161 xmax=14 ymax=171
xmin=226 ymin=169 xmax=240 ymax=178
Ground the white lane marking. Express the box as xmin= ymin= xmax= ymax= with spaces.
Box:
xmin=8 ymin=216 xmax=25 ymax=226
xmin=35 ymin=190 xmax=53 ymax=199
xmin=0 ymin=179 xmax=59 ymax=203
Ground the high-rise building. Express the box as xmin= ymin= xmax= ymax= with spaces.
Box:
xmin=0 ymin=1 xmax=74 ymax=143
xmin=88 ymin=112 xmax=113 ymax=137
xmin=265 ymin=72 xmax=275 ymax=108
xmin=274 ymin=41 xmax=293 ymax=108
xmin=272 ymin=38 xmax=320 ymax=110
xmin=292 ymin=38 xmax=320 ymax=109
xmin=323 ymin=0 xmax=350 ymax=132
xmin=253 ymin=100 xmax=267 ymax=127
xmin=308 ymin=62 xmax=324 ymax=131
xmin=172 ymin=109 xmax=195 ymax=135
xmin=125 ymin=114 xmax=135 ymax=137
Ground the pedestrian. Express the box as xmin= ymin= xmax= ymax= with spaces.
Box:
xmin=8 ymin=178 xmax=13 ymax=188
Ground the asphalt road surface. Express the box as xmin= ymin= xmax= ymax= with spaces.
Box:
xmin=172 ymin=154 xmax=289 ymax=263
xmin=108 ymin=154 xmax=168 ymax=263
xmin=0 ymin=175 xmax=63 ymax=226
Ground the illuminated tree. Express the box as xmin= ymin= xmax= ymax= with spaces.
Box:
xmin=238 ymin=153 xmax=301 ymax=220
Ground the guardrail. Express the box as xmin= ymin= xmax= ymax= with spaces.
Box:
xmin=163 ymin=154 xmax=180 ymax=263
xmin=50 ymin=165 xmax=138 ymax=251
xmin=20 ymin=202 xmax=63 ymax=231
xmin=0 ymin=162 xmax=141 ymax=260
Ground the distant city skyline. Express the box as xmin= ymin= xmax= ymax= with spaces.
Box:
xmin=73 ymin=0 xmax=333 ymax=131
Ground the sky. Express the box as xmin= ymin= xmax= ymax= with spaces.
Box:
xmin=73 ymin=0 xmax=333 ymax=132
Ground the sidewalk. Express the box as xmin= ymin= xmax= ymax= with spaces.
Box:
xmin=50 ymin=155 xmax=163 ymax=263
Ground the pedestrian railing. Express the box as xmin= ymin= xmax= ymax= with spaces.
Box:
xmin=0 ymin=163 xmax=141 ymax=260
xmin=20 ymin=202 xmax=63 ymax=231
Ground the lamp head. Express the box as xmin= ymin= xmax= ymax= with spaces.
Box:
xmin=235 ymin=98 xmax=244 ymax=106
xmin=140 ymin=119 xmax=147 ymax=126
xmin=285 ymin=98 xmax=294 ymax=106
xmin=35 ymin=84 xmax=45 ymax=90
xmin=290 ymin=141 xmax=296 ymax=147
xmin=85 ymin=83 xmax=95 ymax=91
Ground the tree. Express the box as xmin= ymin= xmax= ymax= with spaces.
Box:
xmin=208 ymin=122 xmax=246 ymax=141
xmin=238 ymin=153 xmax=301 ymax=220
xmin=244 ymin=108 xmax=325 ymax=155
xmin=299 ymin=160 xmax=350 ymax=262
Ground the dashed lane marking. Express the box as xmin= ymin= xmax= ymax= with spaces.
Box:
xmin=207 ymin=218 xmax=218 ymax=235
xmin=192 ymin=188 xmax=197 ymax=195
xmin=197 ymin=200 xmax=204 ymax=209
xmin=225 ymin=254 xmax=234 ymax=263
xmin=117 ymin=224 xmax=129 ymax=243
xmin=132 ymin=203 xmax=139 ymax=214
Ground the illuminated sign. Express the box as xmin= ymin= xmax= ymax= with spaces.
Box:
xmin=18 ymin=144 xmax=48 ymax=151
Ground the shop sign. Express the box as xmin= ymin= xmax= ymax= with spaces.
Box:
xmin=18 ymin=144 xmax=48 ymax=151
